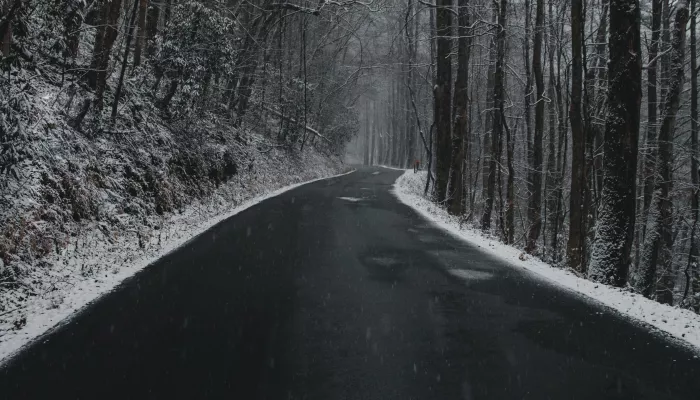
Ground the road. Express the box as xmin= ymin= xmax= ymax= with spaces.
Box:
xmin=1 ymin=167 xmax=698 ymax=399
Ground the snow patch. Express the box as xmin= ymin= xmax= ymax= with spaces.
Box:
xmin=448 ymin=269 xmax=494 ymax=281
xmin=393 ymin=170 xmax=700 ymax=354
xmin=378 ymin=165 xmax=406 ymax=171
xmin=338 ymin=197 xmax=363 ymax=202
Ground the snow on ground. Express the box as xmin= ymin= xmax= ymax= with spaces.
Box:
xmin=338 ymin=197 xmax=363 ymax=202
xmin=0 ymin=164 xmax=353 ymax=365
xmin=394 ymin=170 xmax=700 ymax=354
xmin=377 ymin=165 xmax=407 ymax=171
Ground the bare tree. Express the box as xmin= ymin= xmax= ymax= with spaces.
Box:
xmin=434 ymin=0 xmax=453 ymax=202
xmin=567 ymin=0 xmax=587 ymax=273
xmin=448 ymin=0 xmax=469 ymax=216
xmin=636 ymin=1 xmax=690 ymax=301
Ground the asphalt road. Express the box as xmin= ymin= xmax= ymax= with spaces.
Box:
xmin=1 ymin=167 xmax=699 ymax=399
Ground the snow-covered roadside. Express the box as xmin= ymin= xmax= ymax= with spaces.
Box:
xmin=377 ymin=165 xmax=407 ymax=171
xmin=394 ymin=170 xmax=700 ymax=354
xmin=0 ymin=163 xmax=353 ymax=364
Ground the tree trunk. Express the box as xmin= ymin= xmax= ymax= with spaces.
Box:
xmin=524 ymin=0 xmax=533 ymax=230
xmin=63 ymin=0 xmax=85 ymax=60
xmin=505 ymin=117 xmax=515 ymax=244
xmin=364 ymin=101 xmax=370 ymax=165
xmin=690 ymin=0 xmax=700 ymax=307
xmin=544 ymin=0 xmax=558 ymax=260
xmin=552 ymin=17 xmax=568 ymax=262
xmin=588 ymin=0 xmax=643 ymax=287
xmin=111 ymin=0 xmax=140 ymax=123
xmin=448 ymin=0 xmax=469 ymax=216
xmin=642 ymin=0 xmax=663 ymax=244
xmin=526 ymin=0 xmax=545 ymax=253
xmin=567 ymin=0 xmax=587 ymax=273
xmin=0 ymin=0 xmax=21 ymax=58
xmin=481 ymin=0 xmax=506 ymax=231
xmin=588 ymin=0 xmax=609 ymax=210
xmin=434 ymin=0 xmax=453 ymax=201
xmin=133 ymin=0 xmax=148 ymax=68
xmin=90 ymin=0 xmax=124 ymax=110
xmin=481 ymin=5 xmax=497 ymax=217
xmin=636 ymin=2 xmax=689 ymax=301
xmin=145 ymin=0 xmax=159 ymax=56
xmin=159 ymin=78 xmax=178 ymax=111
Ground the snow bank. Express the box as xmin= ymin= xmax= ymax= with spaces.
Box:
xmin=0 ymin=162 xmax=351 ymax=364
xmin=394 ymin=170 xmax=700 ymax=354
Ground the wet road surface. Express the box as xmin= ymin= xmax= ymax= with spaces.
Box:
xmin=1 ymin=167 xmax=699 ymax=399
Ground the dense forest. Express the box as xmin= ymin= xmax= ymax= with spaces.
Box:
xmin=1 ymin=0 xmax=699 ymax=321
xmin=349 ymin=0 xmax=700 ymax=311
xmin=0 ymin=0 xmax=371 ymax=328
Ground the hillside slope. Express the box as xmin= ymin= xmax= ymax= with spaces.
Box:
xmin=0 ymin=9 xmax=346 ymax=358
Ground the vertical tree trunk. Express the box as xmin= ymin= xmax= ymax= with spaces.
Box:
xmin=159 ymin=79 xmax=178 ymax=111
xmin=659 ymin=0 xmax=671 ymax=103
xmin=370 ymin=107 xmax=376 ymax=165
xmin=93 ymin=0 xmax=121 ymax=111
xmin=526 ymin=0 xmax=545 ymax=253
xmin=0 ymin=0 xmax=21 ymax=58
xmin=481 ymin=5 xmax=497 ymax=215
xmin=405 ymin=0 xmax=416 ymax=169
xmin=111 ymin=0 xmax=140 ymax=123
xmin=690 ymin=0 xmax=700 ymax=307
xmin=588 ymin=0 xmax=643 ymax=286
xmin=642 ymin=0 xmax=663 ymax=243
xmin=524 ymin=0 xmax=533 ymax=226
xmin=448 ymin=0 xmax=469 ymax=216
xmin=567 ymin=0 xmax=587 ymax=273
xmin=63 ymin=0 xmax=85 ymax=60
xmin=552 ymin=16 xmax=568 ymax=262
xmin=544 ymin=0 xmax=558 ymax=259
xmin=364 ymin=101 xmax=370 ymax=165
xmin=434 ymin=0 xmax=453 ymax=201
xmin=133 ymin=0 xmax=148 ymax=68
xmin=588 ymin=0 xmax=609 ymax=210
xmin=88 ymin=0 xmax=110 ymax=88
xmin=481 ymin=0 xmax=507 ymax=231
xmin=636 ymin=2 xmax=689 ymax=301
xmin=145 ymin=0 xmax=159 ymax=56
xmin=505 ymin=118 xmax=515 ymax=244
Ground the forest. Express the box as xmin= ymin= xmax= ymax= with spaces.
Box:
xmin=0 ymin=0 xmax=699 ymax=326
xmin=349 ymin=0 xmax=700 ymax=312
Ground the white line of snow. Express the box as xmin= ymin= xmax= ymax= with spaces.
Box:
xmin=338 ymin=197 xmax=363 ymax=202
xmin=0 ymin=168 xmax=356 ymax=365
xmin=377 ymin=165 xmax=406 ymax=171
xmin=393 ymin=170 xmax=700 ymax=355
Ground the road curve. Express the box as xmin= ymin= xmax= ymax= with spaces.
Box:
xmin=0 ymin=167 xmax=698 ymax=399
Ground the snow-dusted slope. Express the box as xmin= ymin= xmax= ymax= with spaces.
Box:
xmin=0 ymin=166 xmax=352 ymax=363
xmin=394 ymin=170 xmax=700 ymax=354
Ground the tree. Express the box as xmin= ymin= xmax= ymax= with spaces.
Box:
xmin=641 ymin=0 xmax=663 ymax=244
xmin=111 ymin=0 xmax=140 ymax=123
xmin=448 ymin=0 xmax=469 ymax=216
xmin=567 ymin=0 xmax=587 ymax=273
xmin=690 ymin=0 xmax=700 ymax=308
xmin=481 ymin=0 xmax=507 ymax=231
xmin=146 ymin=0 xmax=159 ymax=56
xmin=588 ymin=0 xmax=643 ymax=287
xmin=526 ymin=0 xmax=544 ymax=253
xmin=89 ymin=0 xmax=124 ymax=110
xmin=434 ymin=0 xmax=452 ymax=202
xmin=635 ymin=2 xmax=690 ymax=301
xmin=133 ymin=0 xmax=149 ymax=68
